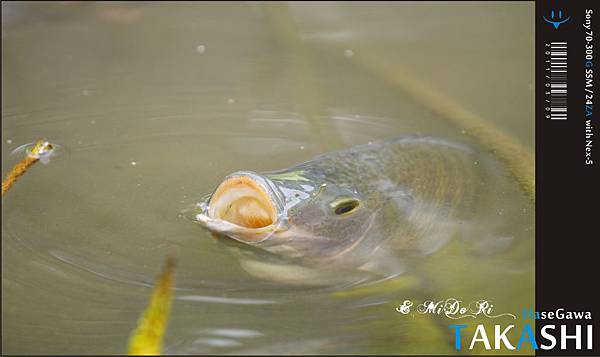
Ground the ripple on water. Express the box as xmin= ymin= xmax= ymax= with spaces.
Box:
xmin=3 ymin=107 xmax=533 ymax=355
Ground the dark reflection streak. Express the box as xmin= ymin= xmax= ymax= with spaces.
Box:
xmin=262 ymin=3 xmax=342 ymax=151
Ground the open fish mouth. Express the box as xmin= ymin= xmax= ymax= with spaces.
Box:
xmin=194 ymin=171 xmax=286 ymax=243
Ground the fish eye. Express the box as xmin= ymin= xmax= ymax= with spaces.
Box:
xmin=331 ymin=197 xmax=360 ymax=216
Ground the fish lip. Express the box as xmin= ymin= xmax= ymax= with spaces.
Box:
xmin=194 ymin=213 xmax=284 ymax=244
xmin=194 ymin=171 xmax=287 ymax=244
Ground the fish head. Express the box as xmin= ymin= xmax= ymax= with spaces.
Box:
xmin=194 ymin=170 xmax=379 ymax=260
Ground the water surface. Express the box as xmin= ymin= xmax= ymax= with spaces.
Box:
xmin=2 ymin=2 xmax=534 ymax=354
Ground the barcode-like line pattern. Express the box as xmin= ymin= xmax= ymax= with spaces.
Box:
xmin=549 ymin=41 xmax=567 ymax=120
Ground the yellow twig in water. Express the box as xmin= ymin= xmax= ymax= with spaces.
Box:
xmin=2 ymin=139 xmax=53 ymax=196
xmin=127 ymin=254 xmax=176 ymax=356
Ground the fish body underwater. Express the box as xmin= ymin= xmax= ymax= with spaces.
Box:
xmin=194 ymin=137 xmax=526 ymax=285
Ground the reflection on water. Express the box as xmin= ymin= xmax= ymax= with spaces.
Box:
xmin=2 ymin=2 xmax=534 ymax=354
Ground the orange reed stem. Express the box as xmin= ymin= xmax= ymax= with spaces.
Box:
xmin=2 ymin=156 xmax=39 ymax=196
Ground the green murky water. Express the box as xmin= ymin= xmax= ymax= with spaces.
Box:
xmin=2 ymin=2 xmax=534 ymax=354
